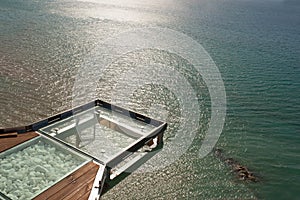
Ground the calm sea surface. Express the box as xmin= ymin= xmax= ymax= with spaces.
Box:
xmin=1 ymin=0 xmax=299 ymax=199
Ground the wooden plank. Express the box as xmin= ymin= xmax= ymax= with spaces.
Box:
xmin=34 ymin=162 xmax=99 ymax=200
xmin=64 ymin=177 xmax=95 ymax=200
xmin=34 ymin=162 xmax=96 ymax=199
xmin=0 ymin=132 xmax=38 ymax=153
xmin=0 ymin=132 xmax=18 ymax=138
xmin=48 ymin=164 xmax=99 ymax=200
xmin=78 ymin=190 xmax=92 ymax=200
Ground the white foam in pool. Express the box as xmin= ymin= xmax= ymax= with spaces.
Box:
xmin=0 ymin=137 xmax=89 ymax=200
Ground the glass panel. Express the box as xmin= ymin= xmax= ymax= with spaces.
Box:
xmin=39 ymin=106 xmax=158 ymax=162
xmin=0 ymin=137 xmax=90 ymax=200
xmin=95 ymin=107 xmax=156 ymax=134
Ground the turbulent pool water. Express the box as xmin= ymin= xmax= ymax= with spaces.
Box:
xmin=0 ymin=0 xmax=299 ymax=199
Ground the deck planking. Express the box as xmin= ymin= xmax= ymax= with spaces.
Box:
xmin=0 ymin=131 xmax=39 ymax=153
xmin=34 ymin=161 xmax=99 ymax=200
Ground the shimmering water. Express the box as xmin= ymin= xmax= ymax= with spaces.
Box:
xmin=1 ymin=0 xmax=299 ymax=199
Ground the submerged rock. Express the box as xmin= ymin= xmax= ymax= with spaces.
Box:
xmin=213 ymin=148 xmax=259 ymax=182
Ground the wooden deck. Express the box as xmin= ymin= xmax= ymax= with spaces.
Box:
xmin=34 ymin=161 xmax=99 ymax=200
xmin=0 ymin=132 xmax=100 ymax=199
xmin=0 ymin=131 xmax=39 ymax=153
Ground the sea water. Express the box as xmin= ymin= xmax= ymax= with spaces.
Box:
xmin=0 ymin=0 xmax=299 ymax=199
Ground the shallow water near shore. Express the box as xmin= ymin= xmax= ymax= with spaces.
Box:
xmin=1 ymin=0 xmax=299 ymax=199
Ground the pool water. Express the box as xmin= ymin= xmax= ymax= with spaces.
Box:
xmin=0 ymin=137 xmax=90 ymax=200
xmin=39 ymin=106 xmax=160 ymax=162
